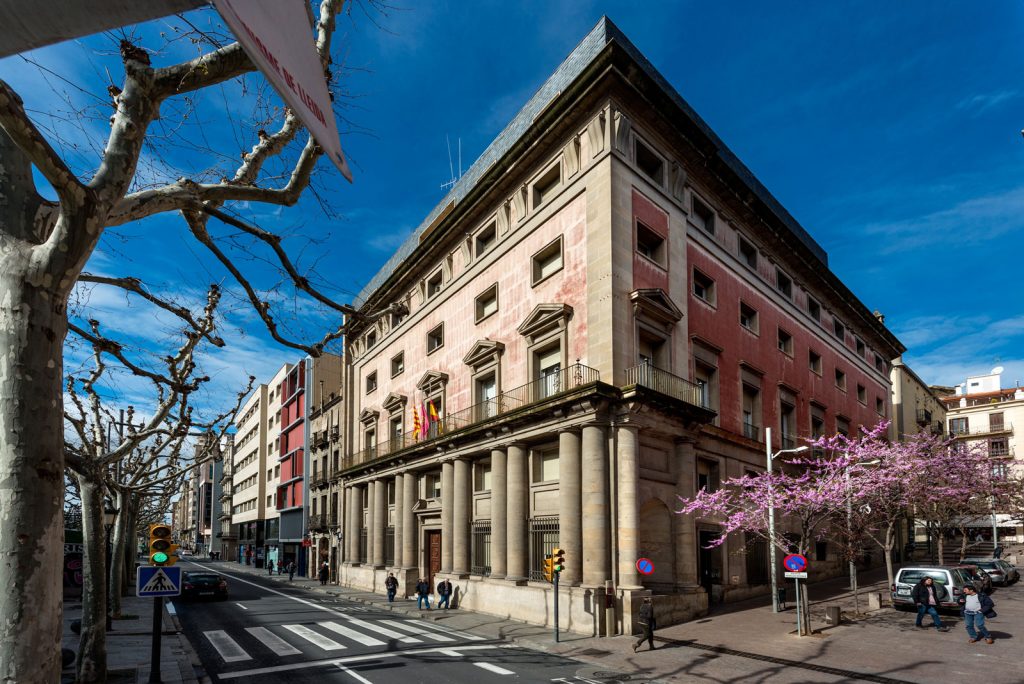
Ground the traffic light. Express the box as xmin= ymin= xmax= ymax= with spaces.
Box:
xmin=148 ymin=523 xmax=178 ymax=566
xmin=542 ymin=554 xmax=554 ymax=582
xmin=552 ymin=548 xmax=565 ymax=574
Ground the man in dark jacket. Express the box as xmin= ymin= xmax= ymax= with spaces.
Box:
xmin=910 ymin=577 xmax=948 ymax=631
xmin=385 ymin=573 xmax=399 ymax=602
xmin=415 ymin=578 xmax=431 ymax=610
xmin=633 ymin=597 xmax=656 ymax=652
xmin=437 ymin=578 xmax=453 ymax=609
xmin=958 ymin=585 xmax=995 ymax=644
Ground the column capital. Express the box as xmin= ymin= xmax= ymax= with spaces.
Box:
xmin=556 ymin=426 xmax=581 ymax=435
xmin=503 ymin=440 xmax=528 ymax=450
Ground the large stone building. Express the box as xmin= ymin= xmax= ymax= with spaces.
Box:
xmin=333 ymin=18 xmax=903 ymax=637
xmin=890 ymin=356 xmax=947 ymax=439
xmin=306 ymin=371 xmax=345 ymax=579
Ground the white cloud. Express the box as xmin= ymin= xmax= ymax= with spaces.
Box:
xmin=897 ymin=314 xmax=1024 ymax=388
xmin=956 ymin=90 xmax=1019 ymax=115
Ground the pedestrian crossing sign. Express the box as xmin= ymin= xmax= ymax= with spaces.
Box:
xmin=137 ymin=565 xmax=182 ymax=597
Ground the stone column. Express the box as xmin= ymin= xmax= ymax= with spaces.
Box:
xmin=582 ymin=423 xmax=609 ymax=586
xmin=675 ymin=438 xmax=699 ymax=586
xmin=453 ymin=457 xmax=471 ymax=575
xmin=490 ymin=448 xmax=508 ymax=579
xmin=402 ymin=471 xmax=416 ymax=568
xmin=558 ymin=429 xmax=582 ymax=585
xmin=372 ymin=479 xmax=386 ymax=567
xmin=617 ymin=424 xmax=641 ymax=588
xmin=337 ymin=485 xmax=346 ymax=564
xmin=393 ymin=475 xmax=404 ymax=569
xmin=506 ymin=443 xmax=529 ymax=581
xmin=347 ymin=485 xmax=361 ymax=562
xmin=366 ymin=481 xmax=376 ymax=564
xmin=441 ymin=459 xmax=454 ymax=573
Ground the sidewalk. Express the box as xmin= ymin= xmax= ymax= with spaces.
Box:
xmin=62 ymin=592 xmax=200 ymax=684
xmin=206 ymin=558 xmax=1023 ymax=683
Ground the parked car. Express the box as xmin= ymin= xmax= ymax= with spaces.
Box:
xmin=891 ymin=566 xmax=975 ymax=610
xmin=964 ymin=558 xmax=1020 ymax=585
xmin=181 ymin=571 xmax=228 ymax=601
xmin=959 ymin=564 xmax=994 ymax=593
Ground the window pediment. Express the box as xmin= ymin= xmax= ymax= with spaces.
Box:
xmin=382 ymin=393 xmax=407 ymax=414
xmin=416 ymin=370 xmax=449 ymax=395
xmin=631 ymin=288 xmax=683 ymax=329
xmin=358 ymin=408 xmax=380 ymax=426
xmin=463 ymin=339 xmax=505 ymax=369
xmin=517 ymin=303 xmax=573 ymax=344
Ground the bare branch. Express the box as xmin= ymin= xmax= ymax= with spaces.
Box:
xmin=152 ymin=42 xmax=253 ymax=99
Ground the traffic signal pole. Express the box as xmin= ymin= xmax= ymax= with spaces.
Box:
xmin=553 ymin=570 xmax=560 ymax=643
xmin=149 ymin=596 xmax=163 ymax=683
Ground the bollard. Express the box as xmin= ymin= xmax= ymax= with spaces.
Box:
xmin=824 ymin=604 xmax=841 ymax=625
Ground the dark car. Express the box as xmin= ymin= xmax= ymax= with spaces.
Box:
xmin=181 ymin=572 xmax=228 ymax=600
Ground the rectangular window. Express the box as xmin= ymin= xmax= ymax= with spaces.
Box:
xmin=366 ymin=330 xmax=377 ymax=348
xmin=634 ymin=137 xmax=665 ymax=184
xmin=990 ymin=412 xmax=1005 ymax=431
xmin=836 ymin=416 xmax=850 ymax=436
xmin=833 ymin=317 xmax=845 ymax=341
xmin=742 ymin=383 xmax=761 ymax=441
xmin=390 ymin=352 xmax=404 ymax=378
xmin=391 ymin=308 xmax=407 ymax=328
xmin=835 ymin=368 xmax=847 ymax=391
xmin=875 ymin=354 xmax=886 ymax=374
xmin=697 ymin=458 xmax=720 ymax=492
xmin=949 ymin=417 xmax=969 ymax=435
xmin=738 ymin=236 xmax=757 ymax=269
xmin=426 ymin=271 xmax=443 ymax=299
xmin=475 ymin=284 xmax=499 ymax=322
xmin=365 ymin=371 xmax=377 ymax=394
xmin=536 ymin=345 xmax=562 ymax=399
xmin=875 ymin=397 xmax=885 ymax=416
xmin=694 ymin=360 xmax=718 ymax=413
xmin=776 ymin=268 xmax=792 ymax=298
xmin=532 ymin=450 xmax=559 ymax=483
xmin=692 ymin=196 xmax=715 ymax=236
xmin=739 ymin=302 xmax=758 ymax=334
xmin=779 ymin=399 xmax=796 ymax=449
xmin=424 ymin=471 xmax=442 ymax=499
xmin=636 ymin=220 xmax=666 ymax=267
xmin=472 ymin=522 xmax=492 ymax=576
xmin=475 ymin=221 xmax=497 ymax=257
xmin=990 ymin=437 xmax=1009 ymax=457
xmin=531 ymin=237 xmax=563 ymax=285
xmin=855 ymin=337 xmax=865 ymax=357
xmin=807 ymin=296 xmax=821 ymax=322
xmin=427 ymin=323 xmax=444 ymax=354
xmin=777 ymin=328 xmax=793 ymax=355
xmin=476 ymin=372 xmax=498 ymax=419
xmin=857 ymin=384 xmax=866 ymax=404
xmin=809 ymin=350 xmax=822 ymax=374
xmin=692 ymin=269 xmax=716 ymax=305
xmin=532 ymin=162 xmax=561 ymax=207
xmin=474 ymin=462 xmax=492 ymax=492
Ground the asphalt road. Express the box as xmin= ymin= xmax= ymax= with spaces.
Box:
xmin=173 ymin=560 xmax=596 ymax=683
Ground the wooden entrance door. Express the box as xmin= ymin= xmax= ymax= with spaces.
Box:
xmin=427 ymin=530 xmax=441 ymax=588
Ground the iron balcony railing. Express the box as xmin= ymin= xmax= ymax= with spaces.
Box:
xmin=781 ymin=433 xmax=798 ymax=450
xmin=309 ymin=472 xmax=329 ymax=489
xmin=308 ymin=514 xmax=329 ymax=532
xmin=347 ymin=363 xmax=600 ymax=468
xmin=624 ymin=363 xmax=704 ymax=407
xmin=916 ymin=408 xmax=932 ymax=425
xmin=951 ymin=422 xmax=1012 ymax=437
xmin=742 ymin=422 xmax=760 ymax=441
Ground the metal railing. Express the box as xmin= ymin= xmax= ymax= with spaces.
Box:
xmin=308 ymin=513 xmax=329 ymax=532
xmin=742 ymin=422 xmax=760 ymax=441
xmin=916 ymin=408 xmax=932 ymax=425
xmin=624 ymin=363 xmax=703 ymax=406
xmin=781 ymin=433 xmax=798 ymax=450
xmin=346 ymin=363 xmax=599 ymax=468
xmin=951 ymin=422 xmax=1012 ymax=437
xmin=528 ymin=517 xmax=559 ymax=582
xmin=309 ymin=472 xmax=329 ymax=489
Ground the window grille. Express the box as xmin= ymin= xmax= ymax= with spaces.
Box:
xmin=471 ymin=522 xmax=492 ymax=576
xmin=528 ymin=517 xmax=560 ymax=581
xmin=385 ymin=527 xmax=395 ymax=566
xmin=358 ymin=528 xmax=368 ymax=564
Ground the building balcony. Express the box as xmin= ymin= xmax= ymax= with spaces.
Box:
xmin=309 ymin=472 xmax=330 ymax=490
xmin=623 ymin=363 xmax=704 ymax=407
xmin=951 ymin=422 xmax=1012 ymax=438
xmin=741 ymin=422 xmax=760 ymax=442
xmin=308 ymin=513 xmax=330 ymax=533
xmin=916 ymin=408 xmax=932 ymax=425
xmin=347 ymin=363 xmax=601 ymax=469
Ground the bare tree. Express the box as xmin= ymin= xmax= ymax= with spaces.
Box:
xmin=0 ymin=1 xmax=402 ymax=679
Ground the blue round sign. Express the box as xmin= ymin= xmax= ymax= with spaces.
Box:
xmin=782 ymin=554 xmax=808 ymax=572
xmin=636 ymin=558 xmax=655 ymax=575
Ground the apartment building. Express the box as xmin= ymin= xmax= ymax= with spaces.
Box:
xmin=306 ymin=374 xmax=345 ymax=579
xmin=940 ymin=368 xmax=1024 ymax=541
xmin=217 ymin=434 xmax=237 ymax=562
xmin=334 ymin=18 xmax=902 ymax=636
xmin=890 ymin=356 xmax=947 ymax=439
xmin=231 ymin=384 xmax=270 ymax=566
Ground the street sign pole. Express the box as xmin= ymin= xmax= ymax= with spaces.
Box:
xmin=553 ymin=570 xmax=560 ymax=643
xmin=794 ymin=578 xmax=802 ymax=636
xmin=149 ymin=596 xmax=162 ymax=683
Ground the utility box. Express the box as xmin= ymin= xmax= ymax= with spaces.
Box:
xmin=867 ymin=592 xmax=883 ymax=611
xmin=824 ymin=605 xmax=842 ymax=625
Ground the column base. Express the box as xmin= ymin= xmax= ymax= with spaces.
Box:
xmin=504 ymin=576 xmax=529 ymax=586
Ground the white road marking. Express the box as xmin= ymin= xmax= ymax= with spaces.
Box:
xmin=380 ymin=619 xmax=454 ymax=642
xmin=437 ymin=649 xmax=462 ymax=657
xmin=418 ymin=621 xmax=486 ymax=641
xmin=334 ymin=614 xmax=421 ymax=643
xmin=318 ymin=621 xmax=386 ymax=647
xmin=203 ymin=630 xmax=252 ymax=663
xmin=475 ymin=662 xmax=515 ymax=675
xmin=217 ymin=644 xmax=520 ymax=679
xmin=166 ymin=602 xmax=176 ymax=615
xmin=336 ymin=662 xmax=374 ymax=683
xmin=244 ymin=627 xmax=302 ymax=656
xmin=283 ymin=623 xmax=347 ymax=651
xmin=235 ymin=603 xmax=249 ymax=610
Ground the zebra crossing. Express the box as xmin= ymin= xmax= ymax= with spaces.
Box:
xmin=202 ymin=615 xmax=484 ymax=663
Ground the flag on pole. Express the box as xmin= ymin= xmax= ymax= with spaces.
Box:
xmin=412 ymin=402 xmax=422 ymax=441
xmin=428 ymin=400 xmax=442 ymax=434
xmin=420 ymin=403 xmax=429 ymax=439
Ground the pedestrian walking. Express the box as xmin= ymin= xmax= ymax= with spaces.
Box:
xmin=416 ymin=578 xmax=431 ymax=610
xmin=437 ymin=578 xmax=452 ymax=609
xmin=319 ymin=562 xmax=329 ymax=586
xmin=286 ymin=560 xmax=295 ymax=581
xmin=267 ymin=559 xmax=275 ymax=576
xmin=994 ymin=543 xmax=1004 ymax=559
xmin=911 ymin=576 xmax=948 ymax=631
xmin=958 ymin=585 xmax=995 ymax=644
xmin=385 ymin=573 xmax=399 ymax=602
xmin=633 ymin=597 xmax=656 ymax=652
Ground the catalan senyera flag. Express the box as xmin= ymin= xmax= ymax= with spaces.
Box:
xmin=428 ymin=400 xmax=442 ymax=434
xmin=412 ymin=402 xmax=422 ymax=440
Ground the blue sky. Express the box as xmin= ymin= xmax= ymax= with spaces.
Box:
xmin=3 ymin=1 xmax=1023 ymax=408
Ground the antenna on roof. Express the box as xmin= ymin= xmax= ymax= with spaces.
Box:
xmin=441 ymin=134 xmax=462 ymax=191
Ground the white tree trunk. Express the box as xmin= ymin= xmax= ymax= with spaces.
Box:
xmin=76 ymin=476 xmax=108 ymax=682
xmin=109 ymin=490 xmax=129 ymax=617
xmin=883 ymin=524 xmax=896 ymax=597
xmin=0 ymin=245 xmax=67 ymax=682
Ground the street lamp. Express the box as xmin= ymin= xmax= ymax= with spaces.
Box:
xmin=103 ymin=499 xmax=119 ymax=631
xmin=844 ymin=458 xmax=879 ymax=593
xmin=765 ymin=427 xmax=808 ymax=614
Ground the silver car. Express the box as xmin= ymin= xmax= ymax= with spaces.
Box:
xmin=964 ymin=558 xmax=1019 ymax=585
xmin=891 ymin=566 xmax=974 ymax=610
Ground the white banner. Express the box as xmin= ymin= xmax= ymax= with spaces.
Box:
xmin=213 ymin=0 xmax=352 ymax=181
